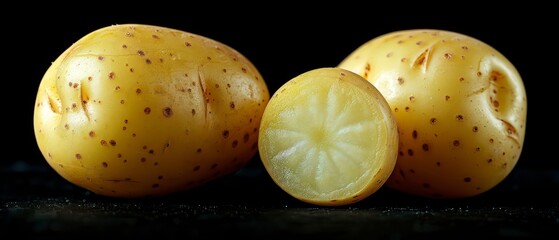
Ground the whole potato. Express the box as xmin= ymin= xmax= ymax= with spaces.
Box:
xmin=339 ymin=29 xmax=526 ymax=198
xmin=34 ymin=24 xmax=269 ymax=197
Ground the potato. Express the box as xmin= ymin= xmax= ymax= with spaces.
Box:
xmin=34 ymin=24 xmax=269 ymax=197
xmin=339 ymin=29 xmax=526 ymax=198
xmin=258 ymin=68 xmax=398 ymax=206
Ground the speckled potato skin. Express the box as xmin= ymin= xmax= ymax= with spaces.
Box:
xmin=339 ymin=29 xmax=527 ymax=198
xmin=34 ymin=24 xmax=269 ymax=197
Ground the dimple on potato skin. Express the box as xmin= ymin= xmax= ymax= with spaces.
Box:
xmin=339 ymin=29 xmax=527 ymax=198
xmin=34 ymin=24 xmax=269 ymax=197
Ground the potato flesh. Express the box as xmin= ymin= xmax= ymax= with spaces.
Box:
xmin=339 ymin=30 xmax=527 ymax=198
xmin=34 ymin=24 xmax=269 ymax=197
xmin=259 ymin=68 xmax=398 ymax=206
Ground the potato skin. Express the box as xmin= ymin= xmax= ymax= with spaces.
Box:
xmin=339 ymin=29 xmax=527 ymax=198
xmin=34 ymin=24 xmax=269 ymax=197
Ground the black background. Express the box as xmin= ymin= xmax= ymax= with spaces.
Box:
xmin=4 ymin=5 xmax=548 ymax=171
xmin=1 ymin=4 xmax=557 ymax=239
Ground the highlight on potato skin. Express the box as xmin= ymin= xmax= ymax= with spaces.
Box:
xmin=258 ymin=68 xmax=399 ymax=206
xmin=339 ymin=29 xmax=527 ymax=199
xmin=34 ymin=24 xmax=270 ymax=197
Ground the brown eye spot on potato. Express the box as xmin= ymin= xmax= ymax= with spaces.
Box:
xmin=75 ymin=154 xmax=82 ymax=159
xmin=453 ymin=140 xmax=460 ymax=146
xmin=493 ymin=100 xmax=500 ymax=108
xmin=144 ymin=107 xmax=151 ymax=115
xmin=430 ymin=118 xmax=437 ymax=124
xmin=163 ymin=107 xmax=173 ymax=117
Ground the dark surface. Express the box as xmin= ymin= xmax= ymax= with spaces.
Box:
xmin=3 ymin=5 xmax=556 ymax=240
xmin=2 ymin=160 xmax=558 ymax=239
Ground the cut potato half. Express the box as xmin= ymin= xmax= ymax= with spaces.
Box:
xmin=258 ymin=68 xmax=398 ymax=206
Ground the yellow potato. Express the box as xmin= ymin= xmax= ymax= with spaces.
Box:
xmin=339 ymin=29 xmax=527 ymax=198
xmin=258 ymin=68 xmax=398 ymax=206
xmin=34 ymin=24 xmax=269 ymax=197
